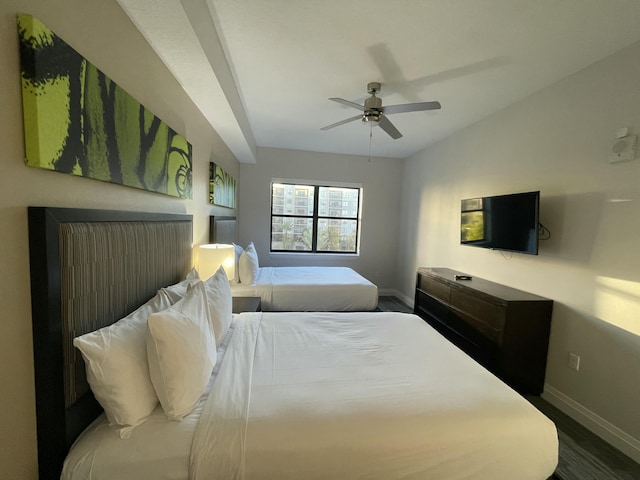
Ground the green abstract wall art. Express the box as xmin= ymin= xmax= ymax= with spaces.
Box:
xmin=209 ymin=162 xmax=236 ymax=208
xmin=18 ymin=14 xmax=192 ymax=199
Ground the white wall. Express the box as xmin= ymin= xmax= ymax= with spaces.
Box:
xmin=238 ymin=147 xmax=402 ymax=291
xmin=0 ymin=1 xmax=239 ymax=478
xmin=398 ymin=40 xmax=640 ymax=460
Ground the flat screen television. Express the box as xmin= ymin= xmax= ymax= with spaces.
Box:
xmin=460 ymin=191 xmax=540 ymax=255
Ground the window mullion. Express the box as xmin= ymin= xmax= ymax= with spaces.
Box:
xmin=311 ymin=186 xmax=319 ymax=252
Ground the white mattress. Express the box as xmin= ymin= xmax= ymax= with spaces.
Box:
xmin=230 ymin=266 xmax=378 ymax=311
xmin=191 ymin=312 xmax=558 ymax=479
xmin=63 ymin=312 xmax=558 ymax=480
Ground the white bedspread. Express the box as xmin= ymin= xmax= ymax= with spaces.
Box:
xmin=190 ymin=312 xmax=558 ymax=480
xmin=230 ymin=266 xmax=378 ymax=311
xmin=61 ymin=324 xmax=238 ymax=480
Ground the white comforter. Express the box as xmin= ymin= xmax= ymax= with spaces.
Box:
xmin=230 ymin=266 xmax=378 ymax=311
xmin=190 ymin=312 xmax=558 ymax=480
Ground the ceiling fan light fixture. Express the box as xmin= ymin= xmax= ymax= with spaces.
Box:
xmin=321 ymin=82 xmax=441 ymax=140
xmin=362 ymin=111 xmax=380 ymax=126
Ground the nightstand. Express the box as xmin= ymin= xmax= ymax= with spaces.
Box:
xmin=232 ymin=296 xmax=262 ymax=313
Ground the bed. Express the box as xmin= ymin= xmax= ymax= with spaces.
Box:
xmin=29 ymin=207 xmax=559 ymax=480
xmin=28 ymin=207 xmax=193 ymax=480
xmin=210 ymin=215 xmax=379 ymax=311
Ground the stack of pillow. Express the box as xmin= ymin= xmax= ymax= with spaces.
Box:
xmin=233 ymin=241 xmax=260 ymax=284
xmin=73 ymin=265 xmax=233 ymax=438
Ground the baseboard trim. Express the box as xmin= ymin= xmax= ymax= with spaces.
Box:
xmin=394 ymin=291 xmax=414 ymax=308
xmin=377 ymin=288 xmax=398 ymax=296
xmin=543 ymin=384 xmax=640 ymax=463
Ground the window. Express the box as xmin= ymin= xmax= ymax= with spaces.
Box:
xmin=270 ymin=181 xmax=361 ymax=253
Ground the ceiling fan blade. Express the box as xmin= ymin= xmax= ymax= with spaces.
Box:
xmin=329 ymin=98 xmax=366 ymax=111
xmin=382 ymin=101 xmax=441 ymax=115
xmin=320 ymin=114 xmax=363 ymax=131
xmin=378 ymin=115 xmax=402 ymax=139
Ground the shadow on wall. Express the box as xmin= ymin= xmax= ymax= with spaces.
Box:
xmin=541 ymin=190 xmax=640 ymax=285
xmin=538 ymin=192 xmax=605 ymax=264
xmin=546 ymin=303 xmax=640 ymax=437
xmin=540 ymin=191 xmax=640 ymax=335
xmin=541 ymin=191 xmax=640 ymax=335
xmin=589 ymin=189 xmax=640 ymax=283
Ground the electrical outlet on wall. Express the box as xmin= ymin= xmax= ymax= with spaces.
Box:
xmin=568 ymin=352 xmax=581 ymax=371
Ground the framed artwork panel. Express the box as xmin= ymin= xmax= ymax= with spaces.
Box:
xmin=209 ymin=162 xmax=236 ymax=208
xmin=18 ymin=14 xmax=192 ymax=199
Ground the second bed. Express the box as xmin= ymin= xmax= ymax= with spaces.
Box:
xmin=231 ymin=265 xmax=378 ymax=311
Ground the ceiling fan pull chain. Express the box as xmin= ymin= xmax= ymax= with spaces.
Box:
xmin=368 ymin=123 xmax=373 ymax=163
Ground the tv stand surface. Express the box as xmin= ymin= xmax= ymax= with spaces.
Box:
xmin=414 ymin=267 xmax=553 ymax=394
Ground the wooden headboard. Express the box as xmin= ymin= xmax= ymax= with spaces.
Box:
xmin=209 ymin=215 xmax=237 ymax=244
xmin=28 ymin=207 xmax=193 ymax=480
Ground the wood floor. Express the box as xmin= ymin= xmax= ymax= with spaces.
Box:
xmin=378 ymin=296 xmax=640 ymax=480
xmin=528 ymin=395 xmax=640 ymax=480
xmin=377 ymin=295 xmax=413 ymax=313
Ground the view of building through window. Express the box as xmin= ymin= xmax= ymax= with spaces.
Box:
xmin=271 ymin=182 xmax=361 ymax=253
xmin=460 ymin=197 xmax=485 ymax=242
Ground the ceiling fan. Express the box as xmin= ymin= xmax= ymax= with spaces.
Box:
xmin=320 ymin=82 xmax=441 ymax=139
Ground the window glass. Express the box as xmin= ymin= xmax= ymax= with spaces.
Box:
xmin=271 ymin=216 xmax=313 ymax=251
xmin=317 ymin=218 xmax=358 ymax=252
xmin=318 ymin=187 xmax=359 ymax=218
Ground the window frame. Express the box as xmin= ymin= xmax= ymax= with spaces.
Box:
xmin=270 ymin=180 xmax=362 ymax=254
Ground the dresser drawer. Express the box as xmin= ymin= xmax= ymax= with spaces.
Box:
xmin=418 ymin=275 xmax=450 ymax=304
xmin=450 ymin=289 xmax=505 ymax=344
xmin=415 ymin=289 xmax=449 ymax=323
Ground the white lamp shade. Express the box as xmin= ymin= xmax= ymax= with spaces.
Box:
xmin=198 ymin=244 xmax=235 ymax=281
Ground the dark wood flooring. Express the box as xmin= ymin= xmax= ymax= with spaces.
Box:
xmin=528 ymin=395 xmax=640 ymax=480
xmin=378 ymin=296 xmax=640 ymax=480
xmin=377 ymin=295 xmax=413 ymax=313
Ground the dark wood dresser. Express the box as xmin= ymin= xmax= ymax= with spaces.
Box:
xmin=414 ymin=267 xmax=553 ymax=394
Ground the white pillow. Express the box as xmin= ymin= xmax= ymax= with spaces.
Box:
xmin=161 ymin=271 xmax=201 ymax=304
xmin=147 ymin=282 xmax=216 ymax=420
xmin=232 ymin=243 xmax=244 ymax=284
xmin=203 ymin=265 xmax=233 ymax=344
xmin=184 ymin=266 xmax=200 ymax=281
xmin=239 ymin=242 xmax=259 ymax=284
xmin=73 ymin=290 xmax=173 ymax=438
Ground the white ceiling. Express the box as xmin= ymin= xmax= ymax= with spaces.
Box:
xmin=118 ymin=0 xmax=640 ymax=163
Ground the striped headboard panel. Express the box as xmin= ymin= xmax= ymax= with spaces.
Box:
xmin=209 ymin=215 xmax=237 ymax=244
xmin=59 ymin=221 xmax=192 ymax=407
xmin=28 ymin=207 xmax=192 ymax=480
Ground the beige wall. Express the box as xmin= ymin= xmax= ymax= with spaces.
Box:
xmin=238 ymin=147 xmax=402 ymax=291
xmin=398 ymin=40 xmax=640 ymax=460
xmin=0 ymin=1 xmax=239 ymax=478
